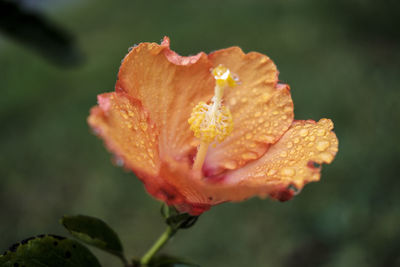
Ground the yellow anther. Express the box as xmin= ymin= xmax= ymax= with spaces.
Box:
xmin=189 ymin=102 xmax=233 ymax=143
xmin=188 ymin=65 xmax=238 ymax=171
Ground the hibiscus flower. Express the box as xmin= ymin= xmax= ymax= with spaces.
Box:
xmin=88 ymin=37 xmax=338 ymax=215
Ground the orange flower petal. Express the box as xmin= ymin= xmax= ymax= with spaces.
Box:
xmin=152 ymin=158 xmax=284 ymax=215
xmin=88 ymin=92 xmax=160 ymax=178
xmin=220 ymin=119 xmax=339 ymax=195
xmin=116 ymin=37 xmax=214 ymax=161
xmin=204 ymin=47 xmax=294 ymax=175
xmin=160 ymin=119 xmax=337 ymax=214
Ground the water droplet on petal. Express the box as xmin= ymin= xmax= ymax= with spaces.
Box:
xmin=317 ymin=129 xmax=326 ymax=136
xmin=224 ymin=161 xmax=237 ymax=169
xmin=245 ymin=133 xmax=253 ymax=139
xmin=280 ymin=151 xmax=288 ymax=157
xmin=287 ymin=142 xmax=293 ymax=149
xmin=280 ymin=167 xmax=295 ymax=177
xmin=267 ymin=169 xmax=277 ymax=176
xmin=114 ymin=156 xmax=124 ymax=167
xmin=316 ymin=140 xmax=330 ymax=151
xmin=319 ymin=152 xmax=333 ymax=162
xmin=242 ymin=152 xmax=258 ymax=160
xmin=299 ymin=129 xmax=309 ymax=137
xmin=140 ymin=122 xmax=148 ymax=131
xmin=261 ymin=93 xmax=271 ymax=102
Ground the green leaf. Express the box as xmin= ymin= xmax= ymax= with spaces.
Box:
xmin=60 ymin=215 xmax=123 ymax=258
xmin=148 ymin=254 xmax=200 ymax=267
xmin=0 ymin=234 xmax=101 ymax=267
xmin=0 ymin=0 xmax=84 ymax=67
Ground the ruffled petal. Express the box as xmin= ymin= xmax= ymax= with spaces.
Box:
xmin=88 ymin=92 xmax=160 ymax=178
xmin=116 ymin=37 xmax=214 ymax=161
xmin=204 ymin=47 xmax=294 ymax=175
xmin=151 ymin=158 xmax=286 ymax=215
xmin=220 ymin=119 xmax=339 ymax=194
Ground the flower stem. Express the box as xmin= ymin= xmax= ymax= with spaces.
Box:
xmin=140 ymin=225 xmax=177 ymax=265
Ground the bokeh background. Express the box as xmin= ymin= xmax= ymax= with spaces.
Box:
xmin=1 ymin=0 xmax=399 ymax=266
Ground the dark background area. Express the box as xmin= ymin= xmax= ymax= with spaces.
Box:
xmin=1 ymin=0 xmax=399 ymax=266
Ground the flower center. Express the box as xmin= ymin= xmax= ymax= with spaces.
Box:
xmin=188 ymin=65 xmax=238 ymax=171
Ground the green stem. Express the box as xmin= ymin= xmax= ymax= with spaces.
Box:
xmin=140 ymin=225 xmax=177 ymax=265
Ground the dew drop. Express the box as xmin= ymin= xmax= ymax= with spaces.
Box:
xmin=317 ymin=129 xmax=326 ymax=136
xmin=309 ymin=135 xmax=316 ymax=141
xmin=224 ymin=161 xmax=237 ymax=169
xmin=293 ymin=137 xmax=300 ymax=144
xmin=140 ymin=122 xmax=148 ymax=131
xmin=316 ymin=140 xmax=330 ymax=151
xmin=280 ymin=151 xmax=288 ymax=157
xmin=114 ymin=157 xmax=124 ymax=167
xmin=261 ymin=93 xmax=271 ymax=102
xmin=267 ymin=169 xmax=277 ymax=176
xmin=280 ymin=167 xmax=295 ymax=177
xmin=319 ymin=152 xmax=333 ymax=162
xmin=287 ymin=142 xmax=293 ymax=149
xmin=299 ymin=129 xmax=309 ymax=137
xmin=242 ymin=152 xmax=258 ymax=160
xmin=229 ymin=98 xmax=237 ymax=106
xmin=296 ymin=145 xmax=303 ymax=151
xmin=261 ymin=135 xmax=275 ymax=142
xmin=284 ymin=106 xmax=292 ymax=112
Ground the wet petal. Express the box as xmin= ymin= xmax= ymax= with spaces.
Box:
xmin=88 ymin=92 xmax=160 ymax=177
xmin=204 ymin=47 xmax=294 ymax=175
xmin=116 ymin=37 xmax=214 ymax=161
xmin=221 ymin=119 xmax=339 ymax=194
xmin=154 ymin=158 xmax=292 ymax=215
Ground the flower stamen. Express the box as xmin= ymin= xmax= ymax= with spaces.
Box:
xmin=188 ymin=65 xmax=238 ymax=171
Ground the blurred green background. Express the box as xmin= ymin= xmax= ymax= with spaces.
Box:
xmin=1 ymin=0 xmax=399 ymax=266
